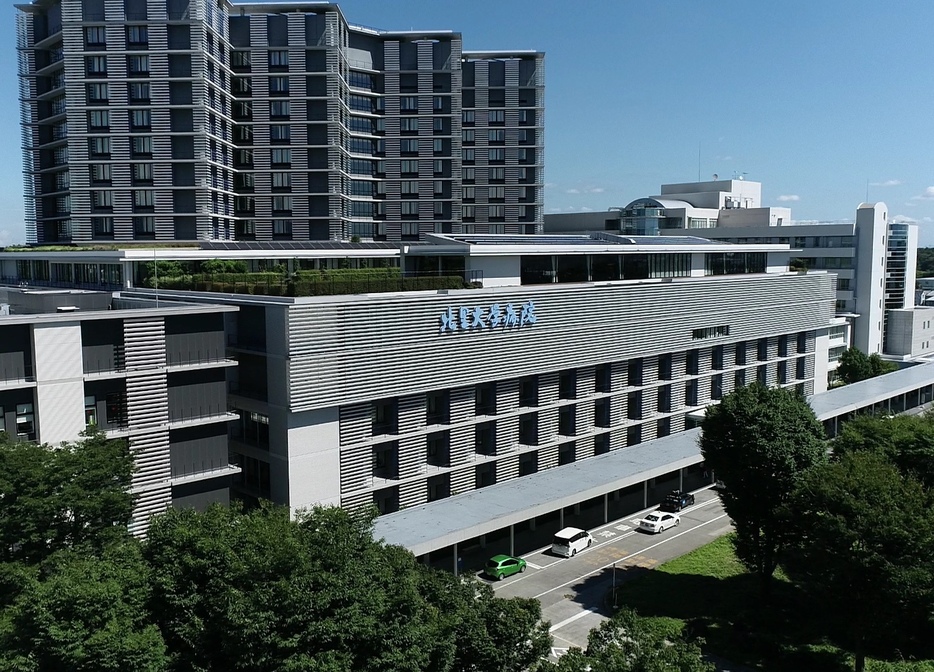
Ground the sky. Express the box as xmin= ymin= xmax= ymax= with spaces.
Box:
xmin=1 ymin=0 xmax=934 ymax=245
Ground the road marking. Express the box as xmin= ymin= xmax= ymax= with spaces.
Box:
xmin=549 ymin=607 xmax=601 ymax=633
xmin=520 ymin=488 xmax=720 ymax=557
xmin=614 ymin=524 xmax=631 ymax=531
xmin=550 ymin=647 xmax=570 ymax=658
xmin=531 ymin=513 xmax=729 ymax=600
xmin=597 ymin=530 xmax=616 ymax=538
xmin=525 ymin=561 xmax=543 ymax=570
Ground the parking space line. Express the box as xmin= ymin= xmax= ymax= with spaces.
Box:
xmin=525 ymin=561 xmax=543 ymax=570
xmin=549 ymin=607 xmax=601 ymax=633
xmin=531 ymin=513 xmax=729 ymax=600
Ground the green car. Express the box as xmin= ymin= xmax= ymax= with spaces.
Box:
xmin=484 ymin=554 xmax=527 ymax=580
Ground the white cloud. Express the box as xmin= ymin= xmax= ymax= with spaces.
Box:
xmin=544 ymin=182 xmax=556 ymax=189
xmin=777 ymin=194 xmax=800 ymax=202
xmin=912 ymin=186 xmax=934 ymax=200
xmin=565 ymin=188 xmax=580 ymax=194
xmin=547 ymin=207 xmax=562 ymax=213
xmin=870 ymin=179 xmax=901 ymax=187
xmin=580 ymin=206 xmax=593 ymax=212
xmin=891 ymin=214 xmax=918 ymax=224
xmin=588 ymin=187 xmax=605 ymax=194
xmin=715 ymin=155 xmax=733 ymax=161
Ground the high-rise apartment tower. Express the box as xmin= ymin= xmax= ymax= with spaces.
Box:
xmin=16 ymin=0 xmax=544 ymax=244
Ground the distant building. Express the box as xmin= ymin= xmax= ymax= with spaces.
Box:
xmin=16 ymin=0 xmax=544 ymax=244
xmin=545 ymin=179 xmax=921 ymax=370
xmin=0 ymin=287 xmax=238 ymax=535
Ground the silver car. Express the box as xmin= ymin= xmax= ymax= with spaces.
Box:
xmin=639 ymin=511 xmax=680 ymax=534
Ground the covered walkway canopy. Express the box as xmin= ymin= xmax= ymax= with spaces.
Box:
xmin=374 ymin=362 xmax=934 ymax=555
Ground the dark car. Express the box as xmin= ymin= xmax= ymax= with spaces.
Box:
xmin=658 ymin=490 xmax=695 ymax=512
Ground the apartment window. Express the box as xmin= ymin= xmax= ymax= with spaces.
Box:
xmin=401 ymin=222 xmax=419 ymax=239
xmin=462 ymin=205 xmax=475 ymax=220
xmin=488 ymin=186 xmax=505 ymax=201
xmin=268 ymin=50 xmax=289 ymax=67
xmin=462 ymin=129 xmax=475 ymax=144
xmin=401 ymin=159 xmax=418 ymax=175
xmin=488 ymin=205 xmax=505 ymax=220
xmin=489 ymin=167 xmax=505 ymax=181
xmin=463 ymin=167 xmax=475 ymax=182
xmin=463 ymin=148 xmax=475 ymax=163
xmin=130 ymin=109 xmax=151 ymax=129
xmin=88 ymin=109 xmax=109 ymax=130
xmin=134 ymin=216 xmax=155 ymax=235
xmin=89 ymin=137 xmax=111 ymax=157
xmin=86 ymin=56 xmax=107 ymax=76
xmin=463 ymin=109 xmax=475 ymax=124
xmin=400 ymin=96 xmax=418 ymax=111
xmin=489 ymin=224 xmax=505 ymax=234
xmin=433 ymin=96 xmax=444 ymax=111
xmin=488 ymin=129 xmax=505 ymax=143
xmin=272 ymin=196 xmax=292 ymax=213
xmin=127 ymin=55 xmax=149 ymax=76
xmin=269 ymin=100 xmax=290 ymax=118
xmin=488 ymin=148 xmax=505 ymax=163
xmin=90 ymin=163 xmax=111 ymax=184
xmin=269 ymin=124 xmax=291 ymax=142
xmin=463 ymin=186 xmax=475 ymax=201
xmin=518 ymin=109 xmax=533 ymax=125
xmin=271 ymin=148 xmax=291 ymax=165
xmin=134 ymin=190 xmax=154 ymax=209
xmin=272 ymin=219 xmax=291 ymax=237
xmin=432 ymin=117 xmax=444 ymax=133
xmin=87 ymin=82 xmax=109 ymax=102
xmin=433 ymin=159 xmax=445 ymax=176
xmin=269 ymin=76 xmax=289 ymax=94
xmin=401 ymin=201 xmax=419 ymax=217
xmin=401 ymin=139 xmax=419 ymax=154
xmin=231 ymin=50 xmax=251 ymax=69
xmin=92 ymin=217 xmax=113 ymax=237
xmin=91 ymin=190 xmax=113 ymax=210
xmin=128 ymin=82 xmax=150 ymax=102
xmin=85 ymin=26 xmax=107 ymax=45
xmin=489 ymin=110 xmax=505 ymax=124
xmin=401 ymin=181 xmax=419 ymax=196
xmin=133 ymin=163 xmax=153 ymax=184
xmin=271 ymin=172 xmax=291 ymax=189
xmin=433 ymin=138 xmax=444 ymax=154
xmin=126 ymin=25 xmax=148 ymax=45
xmin=131 ymin=136 xmax=153 ymax=156
xmin=400 ymin=117 xmax=419 ymax=133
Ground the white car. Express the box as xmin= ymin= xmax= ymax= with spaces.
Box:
xmin=639 ymin=511 xmax=680 ymax=534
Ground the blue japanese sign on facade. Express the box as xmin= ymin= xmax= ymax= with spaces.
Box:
xmin=439 ymin=300 xmax=538 ymax=334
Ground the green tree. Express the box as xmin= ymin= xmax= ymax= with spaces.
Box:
xmin=837 ymin=347 xmax=897 ymax=385
xmin=782 ymin=451 xmax=934 ymax=672
xmin=544 ymin=608 xmax=713 ymax=672
xmin=199 ymin=259 xmax=248 ymax=274
xmin=832 ymin=413 xmax=934 ymax=489
xmin=144 ymin=504 xmax=551 ymax=672
xmin=0 ymin=542 xmax=168 ymax=672
xmin=0 ymin=430 xmax=134 ymax=565
xmin=699 ymin=383 xmax=826 ymax=597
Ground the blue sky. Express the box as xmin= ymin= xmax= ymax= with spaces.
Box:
xmin=1 ymin=0 xmax=933 ymax=244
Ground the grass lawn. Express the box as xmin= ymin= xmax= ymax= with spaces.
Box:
xmin=613 ymin=534 xmax=934 ymax=672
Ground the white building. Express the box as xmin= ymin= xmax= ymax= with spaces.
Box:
xmin=545 ymin=180 xmax=921 ymax=376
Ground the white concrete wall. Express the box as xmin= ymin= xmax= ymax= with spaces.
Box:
xmin=717 ymin=207 xmax=792 ymax=228
xmin=853 ymin=203 xmax=887 ymax=355
xmin=469 ymin=256 xmax=522 ymax=287
xmin=885 ymin=307 xmax=934 ymax=357
xmin=287 ymin=407 xmax=341 ymax=514
xmin=32 ymin=322 xmax=86 ymax=445
xmin=812 ymin=328 xmax=831 ymax=393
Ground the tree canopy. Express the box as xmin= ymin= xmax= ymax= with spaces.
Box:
xmin=545 ymin=608 xmax=713 ymax=672
xmin=782 ymin=451 xmax=934 ymax=672
xmin=699 ymin=383 xmax=826 ymax=596
xmin=832 ymin=412 xmax=934 ymax=489
xmin=836 ymin=347 xmax=897 ymax=385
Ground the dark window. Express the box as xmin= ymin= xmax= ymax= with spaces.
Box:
xmin=475 ymin=383 xmax=496 ymax=415
xmin=594 ymin=434 xmax=610 ymax=455
xmin=735 ymin=342 xmax=746 ymax=365
xmin=797 ymin=332 xmax=808 ymax=354
xmin=628 ymin=358 xmax=643 ymax=386
xmin=372 ymin=399 xmax=397 ymax=435
xmin=686 ymin=350 xmax=699 ymax=375
xmin=475 ymin=423 xmax=495 ymax=456
xmin=558 ymin=370 xmax=576 ymax=400
xmin=778 ymin=335 xmax=788 ymax=357
xmin=711 ymin=374 xmax=723 ymax=400
xmin=519 ymin=413 xmax=537 ymax=445
xmin=595 ymin=365 xmax=611 ymax=393
xmin=658 ymin=354 xmax=672 ymax=380
xmin=685 ymin=380 xmax=698 ymax=406
xmin=712 ymin=345 xmax=724 ymax=370
xmin=558 ymin=406 xmax=575 ymax=436
xmin=594 ymin=399 xmax=611 ymax=428
xmin=519 ymin=377 xmax=537 ymax=407
xmin=796 ymin=357 xmax=806 ymax=380
xmin=735 ymin=368 xmax=746 ymax=389
xmin=757 ymin=365 xmax=768 ymax=385
xmin=426 ymin=391 xmax=449 ymax=425
xmin=558 ymin=442 xmax=575 ymax=466
xmin=657 ymin=385 xmax=671 ymax=413
xmin=757 ymin=338 xmax=769 ymax=361
xmin=657 ymin=417 xmax=671 ymax=438
xmin=627 ymin=425 xmax=641 ymax=447
xmin=627 ymin=391 xmax=642 ymax=420
xmin=426 ymin=432 xmax=449 ymax=468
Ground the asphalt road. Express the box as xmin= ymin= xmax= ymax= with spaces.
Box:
xmin=486 ymin=486 xmax=733 ymax=660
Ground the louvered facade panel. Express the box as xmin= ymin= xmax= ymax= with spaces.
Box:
xmin=496 ymin=453 xmax=520 ymax=483
xmin=339 ymin=441 xmax=370 ymax=492
xmin=398 ymin=479 xmax=426 ymax=509
xmin=538 ymin=444 xmax=559 ymax=471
